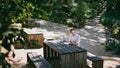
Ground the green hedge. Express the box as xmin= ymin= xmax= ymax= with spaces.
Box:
xmin=105 ymin=39 xmax=120 ymax=55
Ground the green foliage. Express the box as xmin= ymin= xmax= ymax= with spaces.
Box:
xmin=0 ymin=23 xmax=2 ymax=29
xmin=105 ymin=39 xmax=120 ymax=55
xmin=112 ymin=23 xmax=120 ymax=40
xmin=1 ymin=0 xmax=105 ymax=30
xmin=101 ymin=0 xmax=120 ymax=27
xmin=0 ymin=0 xmax=120 ymax=38
xmin=0 ymin=0 xmax=35 ymax=39
xmin=101 ymin=12 xmax=116 ymax=27
xmin=100 ymin=0 xmax=120 ymax=40
xmin=100 ymin=4 xmax=120 ymax=28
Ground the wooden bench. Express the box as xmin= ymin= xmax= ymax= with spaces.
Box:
xmin=87 ymin=52 xmax=103 ymax=68
xmin=27 ymin=52 xmax=53 ymax=68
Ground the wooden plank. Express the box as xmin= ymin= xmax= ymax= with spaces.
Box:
xmin=28 ymin=52 xmax=53 ymax=68
xmin=40 ymin=58 xmax=53 ymax=68
xmin=27 ymin=52 xmax=38 ymax=68
xmin=52 ymin=50 xmax=55 ymax=58
xmin=34 ymin=52 xmax=53 ymax=68
xmin=92 ymin=60 xmax=103 ymax=68
xmin=53 ymin=50 xmax=58 ymax=58
xmin=47 ymin=46 xmax=50 ymax=59
xmin=44 ymin=44 xmax=49 ymax=59
xmin=74 ymin=53 xmax=79 ymax=68
xmin=44 ymin=42 xmax=66 ymax=54
xmin=44 ymin=45 xmax=50 ymax=59
xmin=51 ymin=48 xmax=55 ymax=59
xmin=30 ymin=52 xmax=46 ymax=68
xmin=27 ymin=52 xmax=33 ymax=65
xmin=57 ymin=42 xmax=76 ymax=54
xmin=60 ymin=42 xmax=85 ymax=53
xmin=70 ymin=53 xmax=75 ymax=68
xmin=92 ymin=61 xmax=97 ymax=68
xmin=27 ymin=53 xmax=30 ymax=63
xmin=65 ymin=54 xmax=70 ymax=68
xmin=43 ymin=43 xmax=46 ymax=58
xmin=50 ymin=42 xmax=69 ymax=54
xmin=82 ymin=52 xmax=87 ymax=68
xmin=78 ymin=52 xmax=83 ymax=68
xmin=61 ymin=55 xmax=66 ymax=68
xmin=56 ymin=41 xmax=81 ymax=54
xmin=56 ymin=42 xmax=72 ymax=54
xmin=59 ymin=41 xmax=79 ymax=52
xmin=99 ymin=60 xmax=103 ymax=68
xmin=49 ymin=47 xmax=53 ymax=58
xmin=49 ymin=47 xmax=52 ymax=58
xmin=58 ymin=41 xmax=86 ymax=54
xmin=75 ymin=52 xmax=87 ymax=68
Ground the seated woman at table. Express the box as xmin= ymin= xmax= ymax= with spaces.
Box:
xmin=68 ymin=28 xmax=80 ymax=47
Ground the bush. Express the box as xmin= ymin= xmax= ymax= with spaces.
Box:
xmin=105 ymin=38 xmax=120 ymax=55
xmin=100 ymin=13 xmax=116 ymax=28
xmin=112 ymin=23 xmax=120 ymax=40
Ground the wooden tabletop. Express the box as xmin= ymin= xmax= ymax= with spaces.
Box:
xmin=23 ymin=29 xmax=43 ymax=34
xmin=44 ymin=40 xmax=87 ymax=55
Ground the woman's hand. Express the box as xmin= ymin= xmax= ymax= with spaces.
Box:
xmin=70 ymin=41 xmax=77 ymax=46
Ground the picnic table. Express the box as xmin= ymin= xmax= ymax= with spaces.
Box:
xmin=44 ymin=40 xmax=87 ymax=68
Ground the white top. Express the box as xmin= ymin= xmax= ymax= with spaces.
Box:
xmin=68 ymin=34 xmax=80 ymax=47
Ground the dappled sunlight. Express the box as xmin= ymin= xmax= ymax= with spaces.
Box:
xmin=84 ymin=25 xmax=93 ymax=29
xmin=89 ymin=38 xmax=98 ymax=42
xmin=100 ymin=56 xmax=120 ymax=68
xmin=98 ymin=37 xmax=106 ymax=43
xmin=13 ymin=48 xmax=43 ymax=68
xmin=33 ymin=20 xmax=106 ymax=49
xmin=9 ymin=19 xmax=120 ymax=68
xmin=98 ymin=28 xmax=105 ymax=33
xmin=30 ymin=20 xmax=72 ymax=40
xmin=80 ymin=36 xmax=88 ymax=40
xmin=35 ymin=20 xmax=47 ymax=25
xmin=79 ymin=29 xmax=91 ymax=36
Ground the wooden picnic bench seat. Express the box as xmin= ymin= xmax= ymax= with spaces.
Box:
xmin=27 ymin=52 xmax=53 ymax=68
xmin=87 ymin=52 xmax=103 ymax=68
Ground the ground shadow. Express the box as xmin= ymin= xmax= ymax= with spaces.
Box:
xmin=116 ymin=65 xmax=120 ymax=68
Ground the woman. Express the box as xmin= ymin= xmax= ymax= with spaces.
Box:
xmin=68 ymin=28 xmax=81 ymax=47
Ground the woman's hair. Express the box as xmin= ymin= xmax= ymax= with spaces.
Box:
xmin=70 ymin=28 xmax=75 ymax=33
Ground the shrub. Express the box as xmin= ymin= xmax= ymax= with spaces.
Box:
xmin=112 ymin=23 xmax=120 ymax=40
xmin=100 ymin=12 xmax=116 ymax=28
xmin=105 ymin=38 xmax=120 ymax=55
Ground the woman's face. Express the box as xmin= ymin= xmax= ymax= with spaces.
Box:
xmin=71 ymin=30 xmax=76 ymax=36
